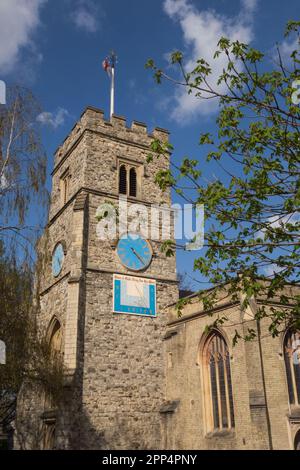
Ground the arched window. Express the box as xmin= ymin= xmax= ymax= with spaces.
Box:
xmin=118 ymin=162 xmax=140 ymax=198
xmin=119 ymin=165 xmax=127 ymax=195
xmin=129 ymin=168 xmax=137 ymax=197
xmin=283 ymin=329 xmax=300 ymax=406
xmin=203 ymin=332 xmax=235 ymax=432
xmin=44 ymin=318 xmax=62 ymax=412
xmin=49 ymin=319 xmax=62 ymax=358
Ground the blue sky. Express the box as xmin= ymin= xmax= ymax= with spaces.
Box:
xmin=0 ymin=0 xmax=299 ymax=287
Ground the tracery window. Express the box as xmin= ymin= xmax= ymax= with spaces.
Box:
xmin=203 ymin=332 xmax=235 ymax=432
xmin=284 ymin=329 xmax=300 ymax=406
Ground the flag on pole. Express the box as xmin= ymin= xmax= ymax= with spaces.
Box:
xmin=102 ymin=57 xmax=111 ymax=76
xmin=102 ymin=51 xmax=117 ymax=119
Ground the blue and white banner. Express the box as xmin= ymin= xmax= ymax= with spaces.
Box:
xmin=113 ymin=274 xmax=156 ymax=317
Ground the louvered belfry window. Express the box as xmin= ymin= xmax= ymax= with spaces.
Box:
xmin=284 ymin=329 xmax=300 ymax=405
xmin=129 ymin=168 xmax=137 ymax=197
xmin=205 ymin=332 xmax=235 ymax=431
xmin=118 ymin=163 xmax=139 ymax=198
xmin=119 ymin=165 xmax=127 ymax=195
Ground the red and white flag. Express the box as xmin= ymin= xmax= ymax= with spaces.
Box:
xmin=102 ymin=58 xmax=111 ymax=76
xmin=102 ymin=52 xmax=117 ymax=118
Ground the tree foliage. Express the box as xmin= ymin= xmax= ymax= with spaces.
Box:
xmin=146 ymin=22 xmax=300 ymax=338
xmin=0 ymin=247 xmax=64 ymax=438
xmin=0 ymin=86 xmax=61 ymax=441
xmin=0 ymin=85 xmax=48 ymax=260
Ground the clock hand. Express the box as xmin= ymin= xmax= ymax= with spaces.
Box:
xmin=130 ymin=247 xmax=146 ymax=265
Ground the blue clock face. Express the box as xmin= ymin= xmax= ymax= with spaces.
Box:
xmin=52 ymin=243 xmax=65 ymax=277
xmin=116 ymin=233 xmax=152 ymax=271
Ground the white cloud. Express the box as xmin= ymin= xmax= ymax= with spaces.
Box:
xmin=264 ymin=263 xmax=284 ymax=277
xmin=37 ymin=108 xmax=70 ymax=129
xmin=275 ymin=37 xmax=299 ymax=65
xmin=241 ymin=0 xmax=258 ymax=14
xmin=258 ymin=213 xmax=300 ymax=277
xmin=162 ymin=0 xmax=258 ymax=123
xmin=0 ymin=0 xmax=46 ymax=73
xmin=257 ymin=213 xmax=300 ymax=240
xmin=71 ymin=0 xmax=100 ymax=33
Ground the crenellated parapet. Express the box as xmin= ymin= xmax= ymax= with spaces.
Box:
xmin=54 ymin=106 xmax=169 ymax=168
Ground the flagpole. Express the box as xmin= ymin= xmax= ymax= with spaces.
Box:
xmin=110 ymin=51 xmax=116 ymax=120
xmin=110 ymin=64 xmax=115 ymax=119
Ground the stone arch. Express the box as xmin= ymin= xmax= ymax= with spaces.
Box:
xmin=198 ymin=327 xmax=232 ymax=364
xmin=46 ymin=316 xmax=63 ymax=354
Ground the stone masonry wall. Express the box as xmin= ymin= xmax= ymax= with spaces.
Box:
xmin=79 ymin=271 xmax=178 ymax=449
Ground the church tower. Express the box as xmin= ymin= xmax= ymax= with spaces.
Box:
xmin=18 ymin=107 xmax=178 ymax=449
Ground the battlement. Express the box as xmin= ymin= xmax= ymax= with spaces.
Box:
xmin=54 ymin=106 xmax=169 ymax=163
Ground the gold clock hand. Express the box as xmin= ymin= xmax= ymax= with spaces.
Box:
xmin=130 ymin=247 xmax=145 ymax=265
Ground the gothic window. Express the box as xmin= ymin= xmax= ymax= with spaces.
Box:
xmin=203 ymin=332 xmax=235 ymax=432
xmin=49 ymin=319 xmax=63 ymax=358
xmin=44 ymin=318 xmax=63 ymax=412
xmin=283 ymin=329 xmax=300 ymax=406
xmin=118 ymin=163 xmax=140 ymax=198
xmin=60 ymin=169 xmax=71 ymax=205
xmin=129 ymin=168 xmax=137 ymax=197
xmin=119 ymin=165 xmax=127 ymax=195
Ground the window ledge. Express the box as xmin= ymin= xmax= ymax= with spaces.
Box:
xmin=205 ymin=429 xmax=235 ymax=440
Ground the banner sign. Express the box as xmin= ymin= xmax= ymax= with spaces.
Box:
xmin=113 ymin=274 xmax=156 ymax=317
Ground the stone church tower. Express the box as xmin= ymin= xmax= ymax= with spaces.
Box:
xmin=16 ymin=107 xmax=178 ymax=450
xmin=15 ymin=106 xmax=300 ymax=451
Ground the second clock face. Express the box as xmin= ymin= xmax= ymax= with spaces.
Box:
xmin=52 ymin=243 xmax=65 ymax=277
xmin=116 ymin=233 xmax=152 ymax=271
